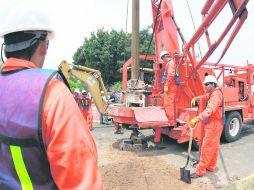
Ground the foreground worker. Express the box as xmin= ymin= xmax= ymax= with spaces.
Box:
xmin=160 ymin=50 xmax=177 ymax=125
xmin=81 ymin=90 xmax=93 ymax=130
xmin=0 ymin=3 xmax=104 ymax=189
xmin=189 ymin=75 xmax=223 ymax=178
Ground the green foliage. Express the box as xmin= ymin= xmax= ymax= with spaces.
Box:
xmin=139 ymin=27 xmax=155 ymax=68
xmin=73 ymin=27 xmax=155 ymax=87
xmin=112 ymin=81 xmax=122 ymax=92
xmin=139 ymin=27 xmax=154 ymax=55
xmin=68 ymin=76 xmax=86 ymax=92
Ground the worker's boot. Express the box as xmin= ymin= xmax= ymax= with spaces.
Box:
xmin=206 ymin=167 xmax=216 ymax=172
xmin=190 ymin=173 xmax=201 ymax=179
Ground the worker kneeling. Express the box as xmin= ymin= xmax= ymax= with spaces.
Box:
xmin=189 ymin=75 xmax=224 ymax=178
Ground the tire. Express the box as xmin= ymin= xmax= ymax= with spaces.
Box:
xmin=222 ymin=111 xmax=242 ymax=143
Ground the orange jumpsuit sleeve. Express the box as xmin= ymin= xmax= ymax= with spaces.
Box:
xmin=195 ymin=94 xmax=209 ymax=102
xmin=196 ymin=89 xmax=222 ymax=122
xmin=42 ymin=79 xmax=104 ymax=190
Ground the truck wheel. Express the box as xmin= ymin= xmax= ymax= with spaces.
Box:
xmin=222 ymin=111 xmax=242 ymax=142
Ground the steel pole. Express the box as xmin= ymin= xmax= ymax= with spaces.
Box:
xmin=131 ymin=0 xmax=140 ymax=80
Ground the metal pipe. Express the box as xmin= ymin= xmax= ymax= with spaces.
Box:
xmin=201 ymin=0 xmax=215 ymax=15
xmin=185 ymin=0 xmax=227 ymax=50
xmin=189 ymin=0 xmax=249 ymax=74
xmin=131 ymin=0 xmax=140 ymax=80
xmin=216 ymin=9 xmax=248 ymax=65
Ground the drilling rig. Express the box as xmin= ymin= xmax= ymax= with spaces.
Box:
xmin=109 ymin=0 xmax=252 ymax=147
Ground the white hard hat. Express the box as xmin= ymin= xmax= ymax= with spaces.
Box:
xmin=160 ymin=50 xmax=170 ymax=59
xmin=82 ymin=90 xmax=87 ymax=94
xmin=203 ymin=75 xmax=218 ymax=85
xmin=101 ymin=91 xmax=104 ymax=94
xmin=74 ymin=89 xmax=80 ymax=94
xmin=0 ymin=2 xmax=55 ymax=39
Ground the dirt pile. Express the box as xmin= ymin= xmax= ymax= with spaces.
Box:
xmin=100 ymin=146 xmax=216 ymax=190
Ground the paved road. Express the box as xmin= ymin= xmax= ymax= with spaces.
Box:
xmin=91 ymin=123 xmax=254 ymax=189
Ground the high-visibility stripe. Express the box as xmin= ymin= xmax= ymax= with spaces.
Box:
xmin=175 ymin=67 xmax=179 ymax=76
xmin=10 ymin=145 xmax=33 ymax=190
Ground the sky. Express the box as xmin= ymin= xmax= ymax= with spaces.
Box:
xmin=0 ymin=0 xmax=253 ymax=69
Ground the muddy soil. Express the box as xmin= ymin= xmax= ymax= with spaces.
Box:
xmin=99 ymin=141 xmax=216 ymax=190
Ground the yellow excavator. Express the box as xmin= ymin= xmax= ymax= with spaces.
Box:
xmin=58 ymin=60 xmax=109 ymax=115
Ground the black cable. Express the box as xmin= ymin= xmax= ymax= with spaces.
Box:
xmin=144 ymin=0 xmax=162 ymax=62
xmin=185 ymin=0 xmax=203 ymax=59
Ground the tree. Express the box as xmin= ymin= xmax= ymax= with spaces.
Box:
xmin=138 ymin=27 xmax=155 ymax=69
xmin=68 ymin=76 xmax=86 ymax=93
xmin=73 ymin=28 xmax=129 ymax=86
xmin=73 ymin=27 xmax=154 ymax=87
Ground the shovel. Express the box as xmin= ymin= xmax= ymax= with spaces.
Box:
xmin=180 ymin=127 xmax=193 ymax=184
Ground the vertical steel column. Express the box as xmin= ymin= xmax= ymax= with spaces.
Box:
xmin=131 ymin=0 xmax=140 ymax=80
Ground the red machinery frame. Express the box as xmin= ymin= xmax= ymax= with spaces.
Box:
xmin=109 ymin=0 xmax=251 ymax=144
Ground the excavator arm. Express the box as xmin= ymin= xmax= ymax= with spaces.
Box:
xmin=58 ymin=60 xmax=109 ymax=114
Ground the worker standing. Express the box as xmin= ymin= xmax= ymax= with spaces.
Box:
xmin=73 ymin=88 xmax=84 ymax=113
xmin=0 ymin=2 xmax=104 ymax=189
xmin=81 ymin=90 xmax=93 ymax=130
xmin=189 ymin=75 xmax=223 ymax=178
xmin=73 ymin=89 xmax=81 ymax=104
xmin=100 ymin=91 xmax=109 ymax=125
xmin=160 ymin=50 xmax=177 ymax=126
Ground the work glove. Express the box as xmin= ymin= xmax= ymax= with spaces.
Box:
xmin=189 ymin=118 xmax=198 ymax=128
xmin=164 ymin=85 xmax=168 ymax=93
xmin=190 ymin=98 xmax=197 ymax=107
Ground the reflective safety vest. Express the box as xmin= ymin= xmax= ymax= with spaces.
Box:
xmin=0 ymin=69 xmax=58 ymax=190
xmin=82 ymin=97 xmax=91 ymax=110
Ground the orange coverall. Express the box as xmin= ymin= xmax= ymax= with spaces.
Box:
xmin=194 ymin=88 xmax=223 ymax=176
xmin=163 ymin=59 xmax=177 ymax=125
xmin=81 ymin=95 xmax=93 ymax=130
xmin=2 ymin=58 xmax=104 ymax=190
